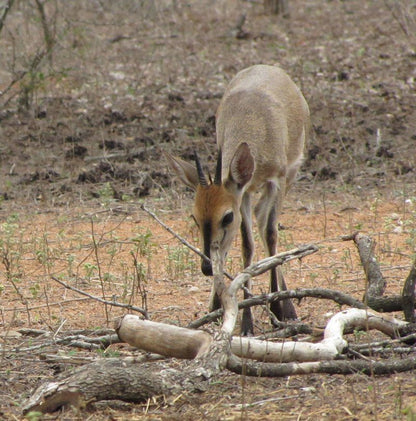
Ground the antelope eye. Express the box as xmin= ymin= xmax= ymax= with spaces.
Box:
xmin=222 ymin=211 xmax=234 ymax=227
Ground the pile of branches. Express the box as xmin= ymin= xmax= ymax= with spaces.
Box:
xmin=22 ymin=214 xmax=416 ymax=414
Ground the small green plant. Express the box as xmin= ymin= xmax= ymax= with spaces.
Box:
xmin=132 ymin=229 xmax=154 ymax=258
xmin=66 ymin=254 xmax=75 ymax=277
xmin=25 ymin=411 xmax=44 ymax=421
xmin=97 ymin=182 xmax=115 ymax=205
xmin=83 ymin=262 xmax=98 ymax=281
xmin=0 ymin=214 xmax=26 ymax=302
xmin=29 ymin=283 xmax=40 ymax=299
xmin=166 ymin=245 xmax=196 ymax=277
xmin=403 ymin=406 xmax=416 ymax=421
xmin=96 ymin=348 xmax=120 ymax=358
xmin=129 ymin=255 xmax=148 ymax=310
xmin=309 ymin=272 xmax=319 ymax=283
xmin=103 ymin=272 xmax=116 ymax=283
xmin=353 ymin=328 xmax=366 ymax=342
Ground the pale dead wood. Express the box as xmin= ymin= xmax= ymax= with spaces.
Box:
xmin=23 ymin=330 xmax=232 ymax=415
xmin=350 ymin=232 xmax=387 ymax=299
xmin=116 ymin=316 xmax=212 ymax=359
xmin=23 ymin=245 xmax=316 ymax=414
xmin=118 ymin=308 xmax=407 ymax=363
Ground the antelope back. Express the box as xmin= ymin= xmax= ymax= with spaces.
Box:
xmin=216 ymin=64 xmax=310 ymax=195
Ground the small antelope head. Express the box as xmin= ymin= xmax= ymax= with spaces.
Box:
xmin=166 ymin=143 xmax=255 ymax=276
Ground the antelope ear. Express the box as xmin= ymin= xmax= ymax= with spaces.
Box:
xmin=165 ymin=152 xmax=199 ymax=190
xmin=228 ymin=143 xmax=254 ymax=189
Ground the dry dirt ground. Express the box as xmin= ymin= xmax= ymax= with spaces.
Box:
xmin=0 ymin=0 xmax=416 ymax=420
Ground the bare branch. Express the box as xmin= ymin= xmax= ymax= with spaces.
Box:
xmin=227 ymin=354 xmax=416 ymax=377
xmin=188 ymin=286 xmax=365 ymax=330
xmin=348 ymin=232 xmax=386 ymax=299
xmin=50 ymin=276 xmax=148 ymax=318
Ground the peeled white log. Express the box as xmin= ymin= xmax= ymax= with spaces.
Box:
xmin=233 ymin=308 xmax=408 ymax=362
xmin=231 ymin=337 xmax=339 ymax=362
xmin=117 ymin=308 xmax=408 ymax=363
xmin=116 ymin=316 xmax=212 ymax=359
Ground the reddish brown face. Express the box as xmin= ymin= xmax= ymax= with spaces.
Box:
xmin=193 ymin=184 xmax=241 ymax=276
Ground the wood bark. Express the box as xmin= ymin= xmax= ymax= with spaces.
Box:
xmin=116 ymin=316 xmax=212 ymax=359
xmin=351 ymin=232 xmax=387 ymax=299
xmin=23 ymin=331 xmax=231 ymax=415
xmin=345 ymin=232 xmax=416 ymax=317
xmin=117 ymin=309 xmax=407 ymax=363
xmin=227 ymin=354 xmax=416 ymax=377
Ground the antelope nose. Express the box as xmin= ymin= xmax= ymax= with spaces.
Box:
xmin=201 ymin=259 xmax=213 ymax=276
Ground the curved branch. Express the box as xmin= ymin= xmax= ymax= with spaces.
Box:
xmin=188 ymin=287 xmax=365 ymax=329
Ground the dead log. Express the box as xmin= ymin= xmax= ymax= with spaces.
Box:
xmin=227 ymin=354 xmax=416 ymax=377
xmin=117 ymin=308 xmax=407 ymax=364
xmin=116 ymin=316 xmax=212 ymax=359
xmin=23 ymin=331 xmax=231 ymax=415
xmin=349 ymin=232 xmax=386 ymax=299
xmin=344 ymin=232 xmax=416 ymax=317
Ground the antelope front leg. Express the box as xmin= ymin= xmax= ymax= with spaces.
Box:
xmin=240 ymin=193 xmax=255 ymax=336
xmin=256 ymin=180 xmax=297 ymax=322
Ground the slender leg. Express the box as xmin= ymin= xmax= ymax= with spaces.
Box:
xmin=255 ymin=180 xmax=297 ymax=322
xmin=240 ymin=192 xmax=255 ymax=335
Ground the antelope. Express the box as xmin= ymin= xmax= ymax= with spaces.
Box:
xmin=166 ymin=64 xmax=310 ymax=335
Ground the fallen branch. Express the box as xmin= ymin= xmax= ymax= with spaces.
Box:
xmin=23 ymin=245 xmax=317 ymax=413
xmin=5 ymin=332 xmax=119 ymax=353
xmin=188 ymin=287 xmax=365 ymax=329
xmin=23 ymin=330 xmax=232 ymax=415
xmin=227 ymin=354 xmax=416 ymax=377
xmin=343 ymin=232 xmax=386 ymax=299
xmin=117 ymin=308 xmax=407 ymax=363
xmin=24 ymin=233 xmax=416 ymax=415
xmin=344 ymin=232 xmax=416 ymax=317
xmin=51 ymin=276 xmax=148 ymax=318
